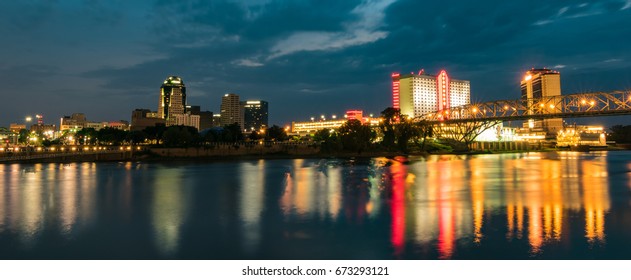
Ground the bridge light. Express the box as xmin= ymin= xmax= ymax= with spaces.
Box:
xmin=472 ymin=108 xmax=477 ymax=113
xmin=504 ymin=106 xmax=509 ymax=110
xmin=581 ymin=99 xmax=587 ymax=105
xmin=539 ymin=103 xmax=545 ymax=108
xmin=589 ymin=101 xmax=595 ymax=106
xmin=549 ymin=104 xmax=555 ymax=109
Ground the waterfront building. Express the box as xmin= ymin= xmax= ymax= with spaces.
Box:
xmin=520 ymin=68 xmax=563 ymax=134
xmin=345 ymin=110 xmax=363 ymax=121
xmin=291 ymin=110 xmax=381 ymax=136
xmin=131 ymin=109 xmax=165 ymax=131
xmin=220 ymin=93 xmax=243 ymax=129
xmin=241 ymin=100 xmax=268 ymax=132
xmin=60 ymin=113 xmax=87 ymax=131
xmin=391 ymin=69 xmax=470 ymax=118
xmin=291 ymin=119 xmax=346 ymax=136
xmin=556 ymin=125 xmax=606 ymax=147
xmin=158 ymin=76 xmax=186 ymax=126
xmin=212 ymin=114 xmax=222 ymax=127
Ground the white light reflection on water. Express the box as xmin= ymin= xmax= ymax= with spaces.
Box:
xmin=151 ymin=166 xmax=189 ymax=256
xmin=18 ymin=163 xmax=44 ymax=246
xmin=239 ymin=160 xmax=265 ymax=255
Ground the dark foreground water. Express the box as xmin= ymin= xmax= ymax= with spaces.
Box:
xmin=1 ymin=151 xmax=631 ymax=259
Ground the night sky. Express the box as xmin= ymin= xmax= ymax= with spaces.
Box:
xmin=2 ymin=0 xmax=631 ymax=127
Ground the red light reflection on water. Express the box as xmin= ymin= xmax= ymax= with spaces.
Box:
xmin=390 ymin=162 xmax=406 ymax=257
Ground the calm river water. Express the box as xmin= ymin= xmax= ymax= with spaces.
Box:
xmin=1 ymin=151 xmax=631 ymax=259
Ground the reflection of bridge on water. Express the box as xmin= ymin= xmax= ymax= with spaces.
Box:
xmin=419 ymin=91 xmax=631 ymax=123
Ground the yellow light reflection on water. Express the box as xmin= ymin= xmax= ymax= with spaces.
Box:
xmin=239 ymin=160 xmax=265 ymax=255
xmin=280 ymin=159 xmax=344 ymax=221
xmin=151 ymin=167 xmax=188 ymax=255
xmin=582 ymin=159 xmax=609 ymax=243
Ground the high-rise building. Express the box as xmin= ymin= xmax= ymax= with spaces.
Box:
xmin=241 ymin=100 xmax=268 ymax=132
xmin=212 ymin=114 xmax=222 ymax=127
xmin=391 ymin=70 xmax=470 ymax=118
xmin=220 ymin=93 xmax=243 ymax=129
xmin=158 ymin=76 xmax=186 ymax=126
xmin=520 ymin=68 xmax=563 ymax=133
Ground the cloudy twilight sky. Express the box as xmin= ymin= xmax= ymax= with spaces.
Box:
xmin=2 ymin=0 xmax=631 ymax=127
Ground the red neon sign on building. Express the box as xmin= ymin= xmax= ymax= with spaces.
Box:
xmin=391 ymin=73 xmax=400 ymax=109
xmin=436 ymin=70 xmax=450 ymax=112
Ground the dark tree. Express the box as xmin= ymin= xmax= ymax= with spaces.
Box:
xmin=127 ymin=130 xmax=148 ymax=145
xmin=338 ymin=119 xmax=375 ymax=153
xmin=380 ymin=107 xmax=400 ymax=150
xmin=143 ymin=124 xmax=167 ymax=144
xmin=265 ymin=125 xmax=288 ymax=141
xmin=221 ymin=123 xmax=244 ymax=142
xmin=96 ymin=127 xmax=127 ymax=145
xmin=313 ymin=128 xmax=342 ymax=152
xmin=161 ymin=125 xmax=199 ymax=147
xmin=609 ymin=125 xmax=631 ymax=143
xmin=76 ymin=128 xmax=98 ymax=145
xmin=248 ymin=130 xmax=263 ymax=141
xmin=395 ymin=120 xmax=419 ymax=153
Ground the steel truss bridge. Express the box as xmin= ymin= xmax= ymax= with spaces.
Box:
xmin=419 ymin=91 xmax=631 ymax=124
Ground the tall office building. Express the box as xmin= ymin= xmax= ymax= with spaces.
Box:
xmin=241 ymin=100 xmax=268 ymax=132
xmin=520 ymin=68 xmax=563 ymax=133
xmin=158 ymin=76 xmax=186 ymax=126
xmin=392 ymin=69 xmax=470 ymax=118
xmin=220 ymin=93 xmax=243 ymax=129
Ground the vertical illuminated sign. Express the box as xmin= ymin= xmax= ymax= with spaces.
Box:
xmin=436 ymin=70 xmax=450 ymax=112
xmin=391 ymin=73 xmax=400 ymax=109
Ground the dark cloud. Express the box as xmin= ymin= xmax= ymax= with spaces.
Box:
xmin=1 ymin=0 xmax=631 ymax=127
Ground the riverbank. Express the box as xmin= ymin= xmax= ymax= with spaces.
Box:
xmin=1 ymin=144 xmax=628 ymax=164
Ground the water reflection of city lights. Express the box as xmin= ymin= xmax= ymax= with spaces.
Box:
xmin=151 ymin=167 xmax=189 ymax=255
xmin=239 ymin=160 xmax=265 ymax=255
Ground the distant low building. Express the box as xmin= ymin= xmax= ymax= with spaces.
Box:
xmin=290 ymin=110 xmax=381 ymax=136
xmin=9 ymin=123 xmax=26 ymax=133
xmin=0 ymin=127 xmax=16 ymax=145
xmin=174 ymin=113 xmax=200 ymax=131
xmin=60 ymin=113 xmax=87 ymax=132
xmin=187 ymin=105 xmax=213 ymax=130
xmin=557 ymin=125 xmax=606 ymax=147
xmin=131 ymin=109 xmax=165 ymax=131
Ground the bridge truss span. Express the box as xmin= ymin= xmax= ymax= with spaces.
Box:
xmin=419 ymin=91 xmax=631 ymax=123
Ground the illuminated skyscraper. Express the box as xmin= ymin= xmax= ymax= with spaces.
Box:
xmin=241 ymin=100 xmax=268 ymax=132
xmin=158 ymin=76 xmax=186 ymax=126
xmin=520 ymin=68 xmax=563 ymax=133
xmin=392 ymin=70 xmax=470 ymax=118
xmin=220 ymin=93 xmax=243 ymax=129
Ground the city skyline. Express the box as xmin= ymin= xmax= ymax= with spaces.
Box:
xmin=2 ymin=1 xmax=631 ymax=128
